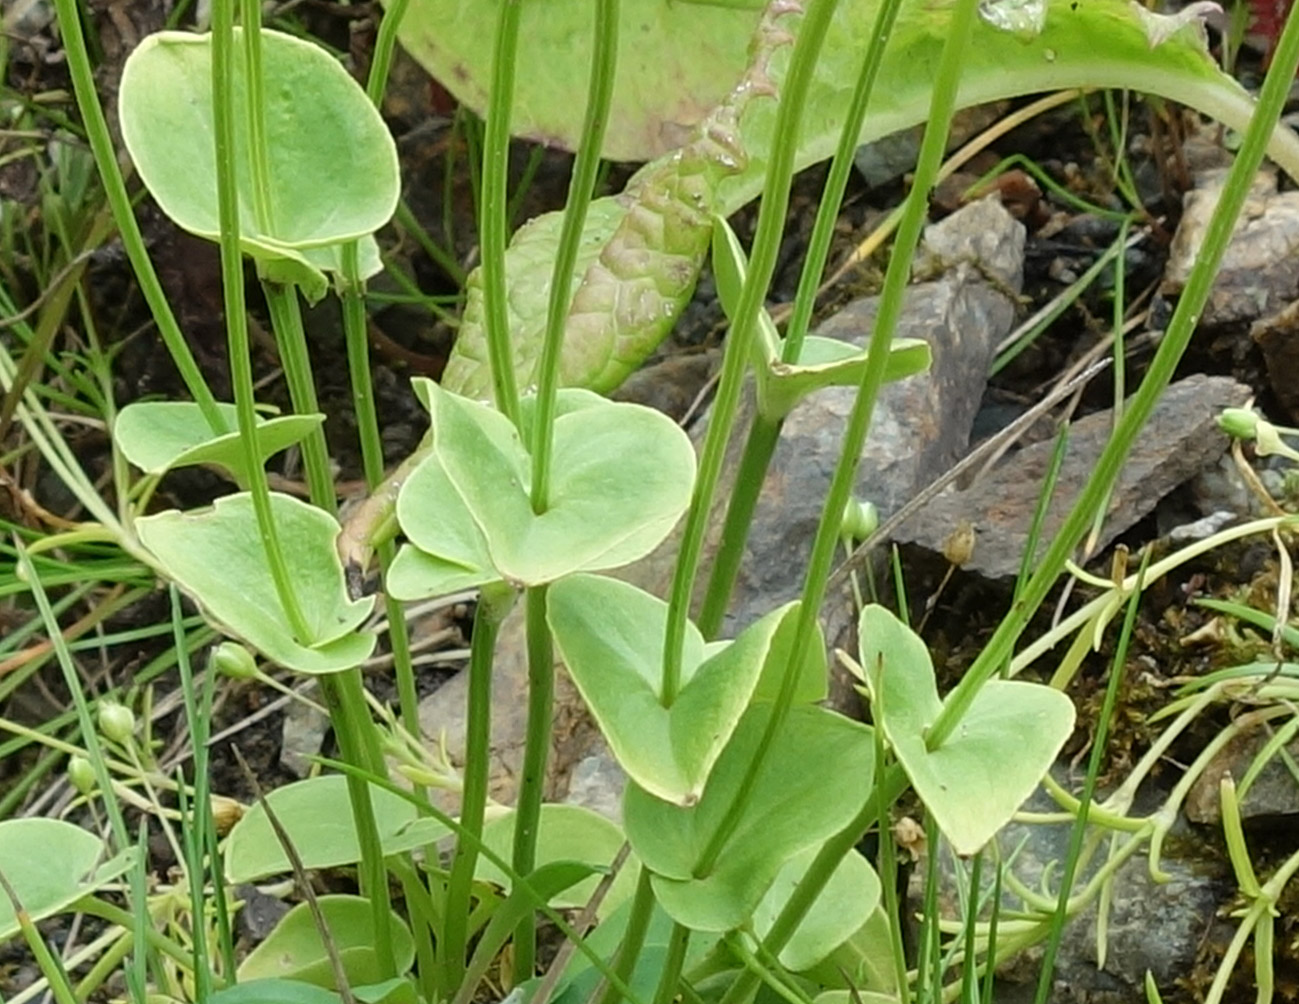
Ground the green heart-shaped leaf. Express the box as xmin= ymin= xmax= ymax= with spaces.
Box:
xmin=0 ymin=820 xmax=135 ymax=940
xmin=225 ymin=775 xmax=449 ymax=883
xmin=115 ymin=401 xmax=322 ymax=483
xmin=858 ymin=605 xmax=1074 ymax=855
xmin=237 ymin=895 xmax=414 ymax=988
xmin=136 ymin=493 xmax=375 ymax=673
xmin=118 ymin=29 xmax=398 ymax=262
xmin=623 ymin=704 xmax=875 ymax=931
xmin=396 ymin=384 xmax=695 ymax=587
xmin=751 ymin=846 xmax=881 ymax=973
xmin=549 ymin=575 xmax=796 ymax=805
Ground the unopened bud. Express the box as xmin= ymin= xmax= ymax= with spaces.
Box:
xmin=98 ymin=701 xmax=136 ymax=745
xmin=1218 ymin=407 xmax=1260 ymax=440
xmin=67 ymin=756 xmax=95 ymax=795
xmin=210 ymin=641 xmax=259 ymax=680
xmin=841 ymin=498 xmax=879 ymax=541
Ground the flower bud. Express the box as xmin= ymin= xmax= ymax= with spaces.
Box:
xmin=97 ymin=701 xmax=136 ymax=745
xmin=210 ymin=641 xmax=259 ymax=680
xmin=67 ymin=755 xmax=96 ymax=795
xmin=841 ymin=498 xmax=879 ymax=541
xmin=1218 ymin=407 xmax=1260 ymax=440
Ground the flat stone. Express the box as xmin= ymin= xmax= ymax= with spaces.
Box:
xmin=1185 ymin=724 xmax=1299 ymax=823
xmin=892 ymin=375 xmax=1251 ymax=580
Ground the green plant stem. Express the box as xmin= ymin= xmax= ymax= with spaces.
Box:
xmin=240 ymin=0 xmax=274 ymax=234
xmin=529 ymin=0 xmax=618 ymax=503
xmin=442 ymin=582 xmax=515 ymax=994
xmin=210 ymin=0 xmax=310 ymax=642
xmin=930 ymin=0 xmax=1299 ymax=749
xmin=47 ymin=0 xmax=222 ymax=432
xmin=511 ymin=583 xmax=553 ymax=982
xmin=698 ymin=0 xmax=903 ymax=639
xmin=478 ymin=0 xmax=523 ymax=426
xmin=697 ymin=0 xmax=975 ymax=876
xmin=366 ymin=0 xmax=411 ymax=104
xmin=340 ymin=242 xmax=420 ymax=741
xmin=661 ymin=0 xmax=840 ymax=702
xmin=262 ymin=282 xmax=335 ymax=511
xmin=596 ymin=870 xmax=657 ymax=1004
xmin=652 ymin=922 xmax=692 ymax=1004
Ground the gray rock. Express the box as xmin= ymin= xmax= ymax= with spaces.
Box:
xmin=1162 ymin=169 xmax=1299 ymax=328
xmin=893 ymin=375 xmax=1251 ymax=580
xmin=1186 ymin=724 xmax=1299 ymax=823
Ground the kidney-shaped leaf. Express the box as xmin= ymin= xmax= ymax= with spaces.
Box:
xmin=206 ymin=981 xmax=343 ymax=1004
xmin=238 ymin=895 xmax=414 ymax=988
xmin=135 ymin=492 xmax=375 ymax=673
xmin=0 ymin=819 xmax=135 ymax=941
xmin=224 ymin=774 xmax=449 ymax=883
xmin=858 ymin=605 xmax=1074 ymax=856
xmin=119 ymin=29 xmax=399 ymax=258
xmin=549 ymin=575 xmax=794 ymax=805
xmin=398 ymin=384 xmax=695 ymax=587
xmin=115 ymin=401 xmax=322 ymax=483
xmin=623 ymin=703 xmax=875 ymax=932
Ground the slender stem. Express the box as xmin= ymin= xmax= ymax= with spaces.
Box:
xmin=366 ymin=0 xmax=411 ymax=105
xmin=340 ymin=242 xmax=420 ymax=739
xmin=511 ymin=583 xmax=554 ymax=982
xmin=211 ymin=0 xmax=310 ymax=642
xmin=262 ymin=282 xmax=335 ymax=512
xmin=595 ymin=870 xmax=657 ymax=1004
xmin=479 ymin=0 xmax=523 ymax=426
xmin=442 ymin=582 xmax=516 ymax=994
xmin=661 ymin=0 xmax=840 ymax=704
xmin=240 ymin=0 xmax=274 ymax=234
xmin=930 ymin=0 xmax=1299 ymax=747
xmin=696 ymin=0 xmax=976 ymax=876
xmin=49 ymin=0 xmax=222 ymax=430
xmin=529 ymin=0 xmax=619 ymax=504
xmin=651 ymin=923 xmax=692 ymax=1004
xmin=697 ymin=415 xmax=780 ymax=638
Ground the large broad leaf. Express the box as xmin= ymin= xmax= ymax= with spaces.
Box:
xmin=115 ymin=401 xmax=321 ymax=483
xmin=118 ymin=29 xmax=397 ymax=296
xmin=442 ymin=0 xmax=1299 ymax=400
xmin=549 ymin=575 xmax=799 ymax=806
xmin=237 ymin=895 xmax=414 ymax=988
xmin=0 ymin=819 xmax=135 ymax=941
xmin=386 ymin=1 xmax=760 ymax=162
xmin=206 ymin=981 xmax=343 ymax=1004
xmin=623 ymin=704 xmax=875 ymax=932
xmin=857 ymin=605 xmax=1074 ymax=856
xmin=224 ymin=775 xmax=449 ymax=883
xmin=477 ymin=804 xmax=639 ymax=913
xmin=394 ymin=384 xmax=695 ymax=589
xmin=135 ymin=493 xmax=375 ymax=673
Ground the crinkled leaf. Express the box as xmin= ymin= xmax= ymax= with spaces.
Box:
xmin=387 ymin=0 xmax=761 ymax=161
xmin=858 ymin=605 xmax=1074 ymax=856
xmin=396 ymin=385 xmax=694 ymax=586
xmin=549 ymin=574 xmax=793 ymax=805
xmin=118 ymin=29 xmax=398 ymax=259
xmin=447 ymin=0 xmax=1299 ymax=400
xmin=135 ymin=493 xmax=375 ymax=673
xmin=623 ymin=704 xmax=875 ymax=931
xmin=478 ymin=804 xmax=639 ymax=913
xmin=0 ymin=820 xmax=135 ymax=941
xmin=115 ymin=401 xmax=321 ymax=482
xmin=224 ymin=775 xmax=450 ymax=883
xmin=237 ymin=895 xmax=414 ymax=988
xmin=751 ymin=846 xmax=881 ymax=972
